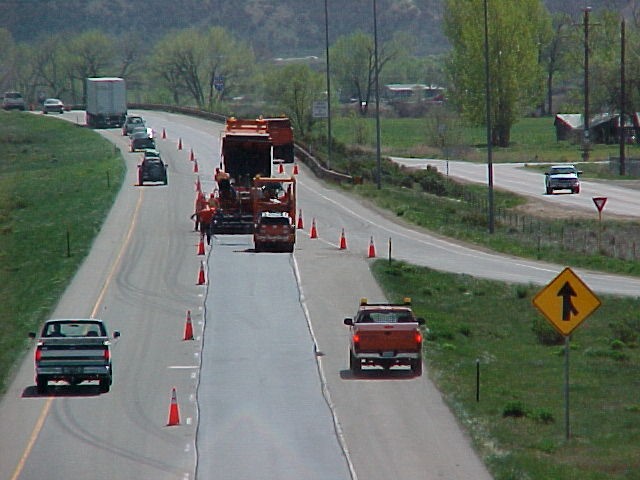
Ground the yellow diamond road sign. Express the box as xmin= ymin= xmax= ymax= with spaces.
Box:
xmin=532 ymin=267 xmax=601 ymax=336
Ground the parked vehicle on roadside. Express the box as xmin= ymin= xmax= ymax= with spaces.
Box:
xmin=2 ymin=91 xmax=26 ymax=111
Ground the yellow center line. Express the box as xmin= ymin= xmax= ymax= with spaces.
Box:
xmin=9 ymin=188 xmax=144 ymax=480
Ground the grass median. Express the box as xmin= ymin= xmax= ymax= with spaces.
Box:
xmin=372 ymin=260 xmax=640 ymax=480
xmin=0 ymin=111 xmax=124 ymax=394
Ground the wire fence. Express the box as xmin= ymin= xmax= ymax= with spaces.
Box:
xmin=456 ymin=185 xmax=640 ymax=262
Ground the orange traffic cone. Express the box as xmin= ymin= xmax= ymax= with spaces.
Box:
xmin=167 ymin=387 xmax=181 ymax=426
xmin=197 ymin=261 xmax=206 ymax=285
xmin=184 ymin=310 xmax=194 ymax=341
xmin=178 ymin=138 xmax=183 ymax=150
xmin=293 ymin=164 xmax=299 ymax=175
xmin=310 ymin=218 xmax=318 ymax=239
xmin=197 ymin=233 xmax=205 ymax=255
xmin=368 ymin=236 xmax=376 ymax=258
xmin=339 ymin=228 xmax=347 ymax=249
xmin=190 ymin=148 xmax=195 ymax=161
xmin=195 ymin=176 xmax=201 ymax=192
xmin=278 ymin=163 xmax=284 ymax=174
xmin=193 ymin=159 xmax=199 ymax=173
xmin=162 ymin=128 xmax=167 ymax=139
xmin=296 ymin=209 xmax=303 ymax=229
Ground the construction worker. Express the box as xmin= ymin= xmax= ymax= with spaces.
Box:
xmin=190 ymin=205 xmax=217 ymax=244
xmin=193 ymin=191 xmax=208 ymax=231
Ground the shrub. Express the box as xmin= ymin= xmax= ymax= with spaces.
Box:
xmin=530 ymin=408 xmax=555 ymax=424
xmin=503 ymin=401 xmax=527 ymax=418
xmin=609 ymin=320 xmax=639 ymax=345
xmin=531 ymin=317 xmax=564 ymax=345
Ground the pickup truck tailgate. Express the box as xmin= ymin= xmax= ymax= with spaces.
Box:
xmin=37 ymin=337 xmax=109 ymax=366
xmin=353 ymin=323 xmax=421 ymax=352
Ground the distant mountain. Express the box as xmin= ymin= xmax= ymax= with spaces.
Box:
xmin=0 ymin=0 xmax=632 ymax=58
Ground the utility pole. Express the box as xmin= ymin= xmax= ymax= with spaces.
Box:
xmin=582 ymin=7 xmax=592 ymax=162
xmin=484 ymin=0 xmax=494 ymax=234
xmin=324 ymin=0 xmax=333 ymax=170
xmin=619 ymin=18 xmax=626 ymax=176
xmin=373 ymin=0 xmax=382 ymax=190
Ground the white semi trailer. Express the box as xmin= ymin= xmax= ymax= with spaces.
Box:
xmin=85 ymin=77 xmax=127 ymax=128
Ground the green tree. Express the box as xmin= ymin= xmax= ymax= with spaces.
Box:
xmin=540 ymin=12 xmax=575 ymax=115
xmin=202 ymin=27 xmax=255 ymax=109
xmin=0 ymin=28 xmax=16 ymax=88
xmin=262 ymin=63 xmax=323 ymax=137
xmin=444 ymin=0 xmax=550 ymax=146
xmin=31 ymin=34 xmax=70 ymax=100
xmin=65 ymin=30 xmax=117 ymax=103
xmin=330 ymin=31 xmax=399 ymax=115
xmin=151 ymin=27 xmax=255 ymax=109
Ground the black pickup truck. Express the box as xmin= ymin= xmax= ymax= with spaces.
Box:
xmin=29 ymin=319 xmax=120 ymax=394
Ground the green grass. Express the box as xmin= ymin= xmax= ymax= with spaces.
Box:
xmin=0 ymin=111 xmax=125 ymax=393
xmin=372 ymin=260 xmax=640 ymax=480
xmin=323 ymin=116 xmax=640 ymax=164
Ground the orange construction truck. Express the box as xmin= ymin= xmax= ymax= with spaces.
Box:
xmin=251 ymin=176 xmax=296 ymax=252
xmin=211 ymin=117 xmax=275 ymax=234
xmin=344 ymin=298 xmax=425 ymax=376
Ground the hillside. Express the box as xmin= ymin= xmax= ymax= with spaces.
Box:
xmin=0 ymin=0 xmax=632 ymax=59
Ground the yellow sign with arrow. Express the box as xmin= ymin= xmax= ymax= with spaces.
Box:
xmin=532 ymin=267 xmax=601 ymax=336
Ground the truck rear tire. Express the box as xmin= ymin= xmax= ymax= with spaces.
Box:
xmin=349 ymin=351 xmax=361 ymax=375
xmin=36 ymin=376 xmax=48 ymax=394
xmin=411 ymin=359 xmax=423 ymax=376
xmin=99 ymin=376 xmax=111 ymax=393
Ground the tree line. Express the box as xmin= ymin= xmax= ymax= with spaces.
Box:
xmin=1 ymin=1 xmax=640 ymax=146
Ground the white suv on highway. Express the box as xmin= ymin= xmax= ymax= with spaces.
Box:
xmin=545 ymin=164 xmax=582 ymax=195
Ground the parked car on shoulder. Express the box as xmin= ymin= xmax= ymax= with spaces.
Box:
xmin=2 ymin=91 xmax=26 ymax=111
xmin=545 ymin=164 xmax=582 ymax=195
xmin=122 ymin=115 xmax=146 ymax=136
xmin=42 ymin=98 xmax=65 ymax=114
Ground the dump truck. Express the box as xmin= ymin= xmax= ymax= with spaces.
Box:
xmin=264 ymin=117 xmax=294 ymax=163
xmin=29 ymin=318 xmax=120 ymax=394
xmin=86 ymin=77 xmax=127 ymax=128
xmin=344 ymin=298 xmax=425 ymax=376
xmin=211 ymin=117 xmax=277 ymax=234
xmin=252 ymin=176 xmax=296 ymax=252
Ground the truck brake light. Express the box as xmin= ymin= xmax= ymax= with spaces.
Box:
xmin=415 ymin=331 xmax=423 ymax=344
xmin=104 ymin=346 xmax=111 ymax=362
xmin=35 ymin=346 xmax=42 ymax=362
xmin=352 ymin=333 xmax=360 ymax=347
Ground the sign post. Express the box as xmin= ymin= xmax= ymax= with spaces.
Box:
xmin=592 ymin=197 xmax=607 ymax=251
xmin=532 ymin=267 xmax=601 ymax=440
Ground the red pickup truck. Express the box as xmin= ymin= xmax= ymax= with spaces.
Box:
xmin=344 ymin=298 xmax=425 ymax=376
